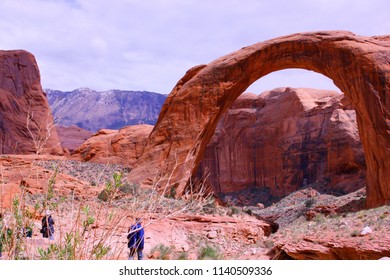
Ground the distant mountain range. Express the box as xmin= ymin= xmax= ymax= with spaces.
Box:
xmin=45 ymin=88 xmax=167 ymax=132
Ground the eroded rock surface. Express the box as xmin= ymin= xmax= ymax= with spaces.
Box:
xmin=0 ymin=50 xmax=62 ymax=155
xmin=196 ymin=88 xmax=365 ymax=200
xmin=72 ymin=124 xmax=153 ymax=166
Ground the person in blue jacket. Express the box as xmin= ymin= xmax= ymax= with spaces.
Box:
xmin=127 ymin=217 xmax=145 ymax=260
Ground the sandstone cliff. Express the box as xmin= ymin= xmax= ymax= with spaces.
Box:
xmin=46 ymin=88 xmax=166 ymax=132
xmin=0 ymin=50 xmax=62 ymax=155
xmin=195 ymin=88 xmax=365 ymax=201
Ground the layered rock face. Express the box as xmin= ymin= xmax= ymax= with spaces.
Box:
xmin=0 ymin=50 xmax=62 ymax=154
xmin=72 ymin=124 xmax=153 ymax=166
xmin=195 ymin=88 xmax=365 ymax=198
xmin=46 ymin=88 xmax=166 ymax=132
xmin=128 ymin=31 xmax=390 ymax=208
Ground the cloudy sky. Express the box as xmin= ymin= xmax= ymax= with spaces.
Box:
xmin=0 ymin=0 xmax=388 ymax=94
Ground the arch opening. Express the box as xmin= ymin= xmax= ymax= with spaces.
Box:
xmin=246 ymin=69 xmax=340 ymax=94
xmin=193 ymin=69 xmax=366 ymax=207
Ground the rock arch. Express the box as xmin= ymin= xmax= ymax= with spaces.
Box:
xmin=129 ymin=31 xmax=390 ymax=208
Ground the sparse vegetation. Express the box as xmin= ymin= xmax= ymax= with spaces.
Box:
xmin=150 ymin=244 xmax=173 ymax=260
xmin=304 ymin=198 xmax=316 ymax=208
xmin=198 ymin=245 xmax=222 ymax=260
xmin=350 ymin=230 xmax=360 ymax=237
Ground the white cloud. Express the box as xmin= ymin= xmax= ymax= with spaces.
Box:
xmin=0 ymin=0 xmax=388 ymax=94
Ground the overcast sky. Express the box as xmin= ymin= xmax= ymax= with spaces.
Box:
xmin=0 ymin=0 xmax=388 ymax=94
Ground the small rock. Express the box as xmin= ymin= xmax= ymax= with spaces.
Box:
xmin=340 ymin=221 xmax=349 ymax=227
xmin=305 ymin=210 xmax=317 ymax=221
xmin=359 ymin=226 xmax=373 ymax=236
xmin=181 ymin=244 xmax=190 ymax=252
xmin=207 ymin=230 xmax=218 ymax=239
xmin=257 ymin=203 xmax=265 ymax=209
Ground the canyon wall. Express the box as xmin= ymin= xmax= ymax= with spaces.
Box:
xmin=0 ymin=50 xmax=62 ymax=155
xmin=195 ymin=88 xmax=365 ymax=198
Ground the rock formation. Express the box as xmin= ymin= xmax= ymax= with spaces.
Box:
xmin=128 ymin=31 xmax=390 ymax=208
xmin=0 ymin=50 xmax=62 ymax=155
xmin=72 ymin=124 xmax=153 ymax=166
xmin=195 ymin=88 xmax=365 ymax=200
xmin=46 ymin=88 xmax=166 ymax=132
xmin=271 ymin=234 xmax=390 ymax=260
xmin=56 ymin=125 xmax=93 ymax=153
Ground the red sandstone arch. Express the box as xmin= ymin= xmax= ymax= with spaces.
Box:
xmin=129 ymin=31 xmax=390 ymax=208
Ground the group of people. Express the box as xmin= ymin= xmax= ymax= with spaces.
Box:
xmin=1 ymin=210 xmax=144 ymax=260
xmin=0 ymin=210 xmax=56 ymax=258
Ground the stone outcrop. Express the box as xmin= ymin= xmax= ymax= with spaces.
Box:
xmin=56 ymin=125 xmax=93 ymax=153
xmin=72 ymin=124 xmax=153 ymax=166
xmin=195 ymin=88 xmax=365 ymax=199
xmin=271 ymin=230 xmax=390 ymax=260
xmin=0 ymin=50 xmax=62 ymax=155
xmin=128 ymin=31 xmax=390 ymax=208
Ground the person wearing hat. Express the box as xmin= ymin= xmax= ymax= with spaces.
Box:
xmin=127 ymin=218 xmax=144 ymax=260
xmin=41 ymin=210 xmax=55 ymax=240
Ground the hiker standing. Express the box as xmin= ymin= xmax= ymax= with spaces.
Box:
xmin=41 ymin=210 xmax=55 ymax=241
xmin=127 ymin=218 xmax=144 ymax=260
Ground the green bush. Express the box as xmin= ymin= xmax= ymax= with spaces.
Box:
xmin=304 ymin=198 xmax=316 ymax=208
xmin=198 ymin=245 xmax=222 ymax=260
xmin=177 ymin=251 xmax=188 ymax=260
xmin=350 ymin=230 xmax=360 ymax=237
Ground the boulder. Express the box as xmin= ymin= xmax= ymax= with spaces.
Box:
xmin=72 ymin=124 xmax=153 ymax=166
xmin=56 ymin=125 xmax=93 ymax=152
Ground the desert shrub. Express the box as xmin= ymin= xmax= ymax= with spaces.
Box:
xmin=314 ymin=214 xmax=326 ymax=224
xmin=201 ymin=197 xmax=217 ymax=214
xmin=97 ymin=172 xmax=123 ymax=202
xmin=350 ymin=230 xmax=360 ymax=237
xmin=168 ymin=186 xmax=177 ymax=198
xmin=97 ymin=189 xmax=110 ymax=202
xmin=177 ymin=251 xmax=188 ymax=260
xmin=264 ymin=239 xmax=275 ymax=249
xmin=304 ymin=198 xmax=316 ymax=208
xmin=150 ymin=244 xmax=173 ymax=260
xmin=379 ymin=214 xmax=387 ymax=220
xmin=228 ymin=206 xmax=242 ymax=216
xmin=119 ymin=183 xmax=139 ymax=195
xmin=198 ymin=245 xmax=222 ymax=260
